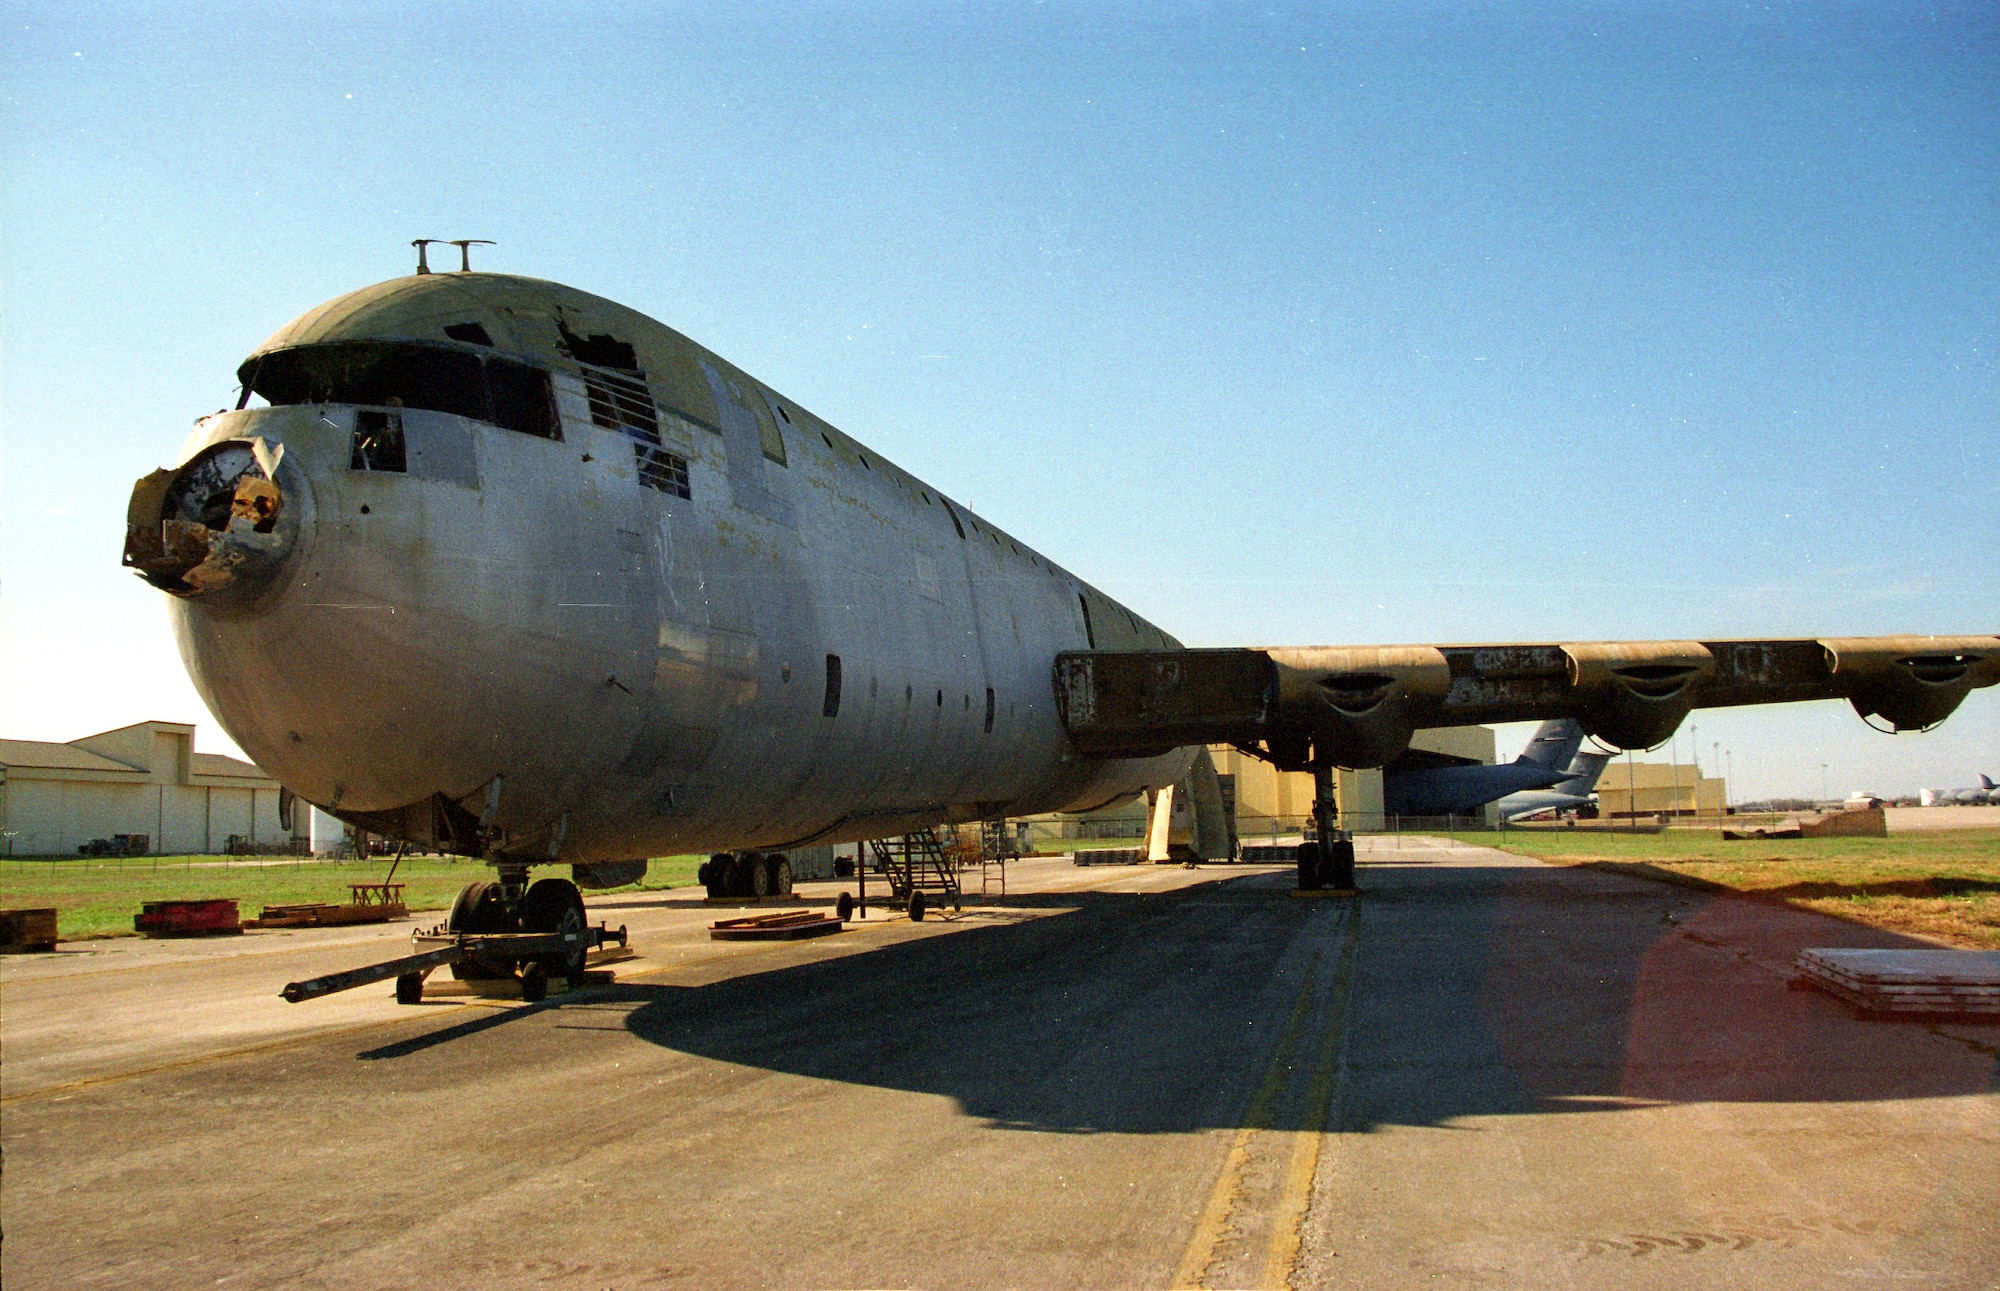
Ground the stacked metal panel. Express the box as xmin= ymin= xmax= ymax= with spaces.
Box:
xmin=1794 ymin=948 xmax=2000 ymax=1016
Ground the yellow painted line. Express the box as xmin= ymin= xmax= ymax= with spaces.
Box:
xmin=1169 ymin=950 xmax=1321 ymax=1291
xmin=1259 ymin=899 xmax=1360 ymax=1289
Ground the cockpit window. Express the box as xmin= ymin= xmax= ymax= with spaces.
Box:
xmin=238 ymin=341 xmax=561 ymax=440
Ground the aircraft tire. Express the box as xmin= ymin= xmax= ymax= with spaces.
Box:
xmin=699 ymin=855 xmax=731 ymax=899
xmin=519 ymin=960 xmax=549 ymax=1004
xmin=521 ymin=878 xmax=588 ymax=983
xmin=909 ymin=891 xmax=926 ymax=922
xmin=446 ymin=880 xmax=512 ymax=979
xmin=1328 ymin=839 xmax=1357 ymax=890
xmin=1296 ymin=842 xmax=1322 ymax=890
xmin=769 ymin=855 xmax=792 ymax=895
xmin=836 ymin=891 xmax=855 ymax=922
xmin=746 ymin=853 xmax=773 ymax=898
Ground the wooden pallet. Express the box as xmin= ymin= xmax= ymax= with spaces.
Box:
xmin=709 ymin=911 xmax=844 ymax=941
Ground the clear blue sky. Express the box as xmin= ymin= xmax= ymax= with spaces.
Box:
xmin=4 ymin=2 xmax=1994 ymax=799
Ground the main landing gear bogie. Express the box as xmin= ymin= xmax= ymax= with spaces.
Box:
xmin=699 ymin=851 xmax=794 ymax=900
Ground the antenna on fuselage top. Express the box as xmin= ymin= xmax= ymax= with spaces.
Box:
xmin=448 ymin=240 xmax=495 ymax=272
xmin=412 ymin=239 xmax=442 ymax=275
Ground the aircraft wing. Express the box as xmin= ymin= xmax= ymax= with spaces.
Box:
xmin=1053 ymin=635 xmax=2000 ymax=770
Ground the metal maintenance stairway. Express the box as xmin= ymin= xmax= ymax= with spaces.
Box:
xmin=869 ymin=828 xmax=962 ymax=915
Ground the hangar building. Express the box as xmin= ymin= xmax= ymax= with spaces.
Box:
xmin=0 ymin=722 xmax=285 ymax=857
xmin=1593 ymin=760 xmax=1727 ymax=819
xmin=1045 ymin=727 xmax=1501 ymax=843
xmin=1211 ymin=727 xmax=1500 ymax=837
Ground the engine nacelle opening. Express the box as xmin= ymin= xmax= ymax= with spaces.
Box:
xmin=1563 ymin=640 xmax=1714 ymax=750
xmin=1270 ymin=646 xmax=1452 ymax=768
xmin=1822 ymin=636 xmax=2000 ymax=732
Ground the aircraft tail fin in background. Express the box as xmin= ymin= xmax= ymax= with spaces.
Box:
xmin=1555 ymin=752 xmax=1614 ymax=797
xmin=1982 ymin=774 xmax=1995 ymax=791
xmin=1516 ymin=720 xmax=1585 ymax=772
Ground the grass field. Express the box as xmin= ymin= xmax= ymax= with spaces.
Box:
xmin=1457 ymin=827 xmax=2000 ymax=949
xmin=0 ymin=854 xmax=705 ymax=942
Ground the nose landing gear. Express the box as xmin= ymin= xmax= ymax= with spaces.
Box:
xmin=442 ymin=873 xmax=589 ymax=988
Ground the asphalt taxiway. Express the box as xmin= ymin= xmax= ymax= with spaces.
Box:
xmin=3 ymin=842 xmax=1994 ymax=1289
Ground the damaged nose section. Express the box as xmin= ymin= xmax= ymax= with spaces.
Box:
xmin=124 ymin=438 xmax=297 ymax=598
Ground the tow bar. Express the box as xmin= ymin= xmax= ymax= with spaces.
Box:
xmin=280 ymin=922 xmax=628 ymax=1005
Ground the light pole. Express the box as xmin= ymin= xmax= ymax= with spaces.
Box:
xmin=1820 ymin=763 xmax=1829 ymax=805
xmin=1689 ymin=724 xmax=1699 ymax=819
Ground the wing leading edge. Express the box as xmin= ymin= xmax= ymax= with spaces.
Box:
xmin=1053 ymin=635 xmax=2000 ymax=771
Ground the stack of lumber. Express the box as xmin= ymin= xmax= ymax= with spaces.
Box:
xmin=244 ymin=901 xmax=405 ymax=929
xmin=1 ymin=908 xmax=58 ymax=952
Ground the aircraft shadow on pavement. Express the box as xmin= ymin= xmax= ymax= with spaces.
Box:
xmin=360 ymin=866 xmax=1997 ymax=1134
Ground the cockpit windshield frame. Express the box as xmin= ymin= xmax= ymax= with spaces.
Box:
xmin=237 ymin=340 xmax=562 ymax=441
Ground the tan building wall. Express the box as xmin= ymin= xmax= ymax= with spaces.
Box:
xmin=1593 ymin=761 xmax=1726 ymax=818
xmin=0 ymin=722 xmax=284 ymax=856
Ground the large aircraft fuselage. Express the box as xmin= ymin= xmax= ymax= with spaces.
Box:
xmin=151 ymin=273 xmax=1189 ymax=864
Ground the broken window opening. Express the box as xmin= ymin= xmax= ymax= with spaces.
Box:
xmin=556 ymin=319 xmax=639 ymax=371
xmin=822 ymin=654 xmax=842 ymax=718
xmin=941 ymin=500 xmax=966 ymax=540
xmin=984 ymin=688 xmax=995 ymax=734
xmin=1079 ymin=594 xmax=1096 ymax=649
xmin=350 ymin=410 xmax=407 ymax=472
xmin=633 ymin=445 xmax=690 ymax=498
xmin=581 ymin=366 xmax=661 ymax=444
xmin=444 ymin=322 xmax=494 ymax=346
xmin=240 ymin=342 xmax=561 ymax=440
xmin=821 ymin=431 xmax=834 ymax=449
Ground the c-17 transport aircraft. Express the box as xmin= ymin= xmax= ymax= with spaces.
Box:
xmin=123 ymin=250 xmax=1999 ymax=983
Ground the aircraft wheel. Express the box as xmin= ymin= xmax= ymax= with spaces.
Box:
xmin=769 ymin=855 xmax=793 ymax=896
xmin=909 ymin=891 xmax=926 ymax=922
xmin=519 ymin=960 xmax=549 ymax=1003
xmin=1328 ymin=839 xmax=1357 ymax=891
xmin=699 ymin=855 xmax=731 ymax=899
xmin=446 ymin=880 xmax=512 ymax=979
xmin=1296 ymin=842 xmax=1322 ymax=890
xmin=836 ymin=891 xmax=855 ymax=922
xmin=521 ymin=878 xmax=588 ymax=983
xmin=746 ymin=853 xmax=773 ymax=898
xmin=395 ymin=972 xmax=424 ymax=1004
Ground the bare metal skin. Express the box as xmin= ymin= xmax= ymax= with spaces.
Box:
xmin=127 ymin=272 xmax=1191 ymax=868
xmin=125 ymin=271 xmax=1998 ymax=880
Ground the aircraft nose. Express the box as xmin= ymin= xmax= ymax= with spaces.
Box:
xmin=123 ymin=436 xmax=302 ymax=600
